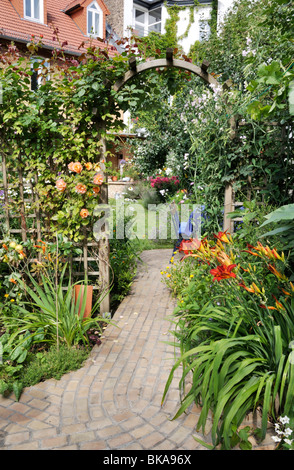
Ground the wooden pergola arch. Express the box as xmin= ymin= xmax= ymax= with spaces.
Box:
xmin=112 ymin=48 xmax=235 ymax=233
xmin=113 ymin=49 xmax=219 ymax=92
xmin=99 ymin=49 xmax=236 ymax=313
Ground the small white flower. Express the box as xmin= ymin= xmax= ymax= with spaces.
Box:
xmin=284 ymin=439 xmax=293 ymax=446
xmin=272 ymin=435 xmax=282 ymax=442
xmin=280 ymin=416 xmax=290 ymax=425
xmin=284 ymin=427 xmax=293 ymax=437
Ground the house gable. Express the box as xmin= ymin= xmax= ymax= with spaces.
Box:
xmin=64 ymin=0 xmax=110 ymax=39
xmin=1 ymin=0 xmax=114 ymax=56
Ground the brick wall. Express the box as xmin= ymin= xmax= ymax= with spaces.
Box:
xmin=103 ymin=0 xmax=125 ymax=37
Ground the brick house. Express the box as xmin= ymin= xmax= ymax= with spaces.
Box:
xmin=0 ymin=0 xmax=117 ymax=59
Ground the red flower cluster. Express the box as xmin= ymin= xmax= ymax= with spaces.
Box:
xmin=150 ymin=176 xmax=180 ymax=188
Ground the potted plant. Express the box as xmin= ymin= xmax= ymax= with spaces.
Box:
xmin=74 ymin=284 xmax=93 ymax=318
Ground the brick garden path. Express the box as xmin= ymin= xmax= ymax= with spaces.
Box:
xmin=0 ymin=249 xmax=274 ymax=450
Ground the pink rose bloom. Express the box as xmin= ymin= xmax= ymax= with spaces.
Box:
xmin=56 ymin=178 xmax=67 ymax=192
xmin=75 ymin=183 xmax=87 ymax=194
xmin=80 ymin=208 xmax=89 ymax=218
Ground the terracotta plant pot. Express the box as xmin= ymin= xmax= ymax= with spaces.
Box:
xmin=74 ymin=285 xmax=93 ymax=319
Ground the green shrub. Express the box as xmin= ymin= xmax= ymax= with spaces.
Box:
xmin=20 ymin=345 xmax=90 ymax=387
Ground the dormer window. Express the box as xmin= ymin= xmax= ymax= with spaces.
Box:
xmin=87 ymin=1 xmax=103 ymax=37
xmin=24 ymin=0 xmax=43 ymax=23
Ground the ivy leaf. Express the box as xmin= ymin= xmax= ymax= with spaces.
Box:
xmin=289 ymin=80 xmax=294 ymax=115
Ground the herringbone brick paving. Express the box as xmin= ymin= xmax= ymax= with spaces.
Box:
xmin=0 ymin=249 xmax=275 ymax=450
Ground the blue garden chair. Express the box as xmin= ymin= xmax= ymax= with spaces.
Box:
xmin=169 ymin=202 xmax=201 ymax=255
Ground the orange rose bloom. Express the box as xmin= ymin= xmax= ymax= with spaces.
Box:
xmin=80 ymin=209 xmax=89 ymax=219
xmin=56 ymin=178 xmax=67 ymax=192
xmin=75 ymin=183 xmax=87 ymax=194
xmin=93 ymin=186 xmax=100 ymax=195
xmin=69 ymin=161 xmax=83 ymax=174
xmin=93 ymin=173 xmax=104 ymax=185
xmin=85 ymin=162 xmax=93 ymax=170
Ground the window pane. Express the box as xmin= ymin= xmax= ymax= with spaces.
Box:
xmin=135 ymin=9 xmax=144 ymax=23
xmin=90 ymin=2 xmax=98 ymax=9
xmin=94 ymin=12 xmax=99 ymax=35
xmin=134 ymin=22 xmax=145 ymax=36
xmin=25 ymin=0 xmax=31 ymax=17
xmin=34 ymin=0 xmax=40 ymax=19
xmin=199 ymin=20 xmax=211 ymax=41
xmin=88 ymin=11 xmax=93 ymax=33
xmin=149 ymin=22 xmax=161 ymax=33
xmin=149 ymin=8 xmax=161 ymax=25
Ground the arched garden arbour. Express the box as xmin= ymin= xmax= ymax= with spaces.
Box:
xmin=111 ymin=48 xmax=236 ymax=233
xmin=97 ymin=49 xmax=237 ymax=313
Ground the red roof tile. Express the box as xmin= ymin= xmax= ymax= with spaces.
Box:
xmin=0 ymin=0 xmax=116 ymax=56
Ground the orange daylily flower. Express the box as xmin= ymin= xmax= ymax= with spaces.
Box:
xmin=251 ymin=282 xmax=262 ymax=294
xmin=210 ymin=264 xmax=237 ymax=282
xmin=244 ymin=242 xmax=285 ymax=262
xmin=213 ymin=230 xmax=232 ymax=244
xmin=272 ymin=295 xmax=285 ymax=311
xmin=260 ymin=305 xmax=278 ymax=310
xmin=268 ymin=264 xmax=288 ymax=280
xmin=239 ymin=282 xmax=255 ymax=293
xmin=178 ymin=238 xmax=201 ymax=253
xmin=281 ymin=288 xmax=291 ymax=296
xmin=216 ymin=251 xmax=234 ymax=267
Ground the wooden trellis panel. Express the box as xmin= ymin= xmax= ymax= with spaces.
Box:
xmin=0 ymin=155 xmax=108 ymax=308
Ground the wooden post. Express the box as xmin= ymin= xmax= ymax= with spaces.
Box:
xmin=223 ymin=183 xmax=234 ymax=233
xmin=201 ymin=59 xmax=210 ymax=73
xmin=18 ymin=162 xmax=27 ymax=243
xmin=129 ymin=56 xmax=137 ymax=72
xmin=2 ymin=153 xmax=10 ymax=234
xmin=166 ymin=48 xmax=173 ymax=64
xmin=222 ymin=80 xmax=237 ymax=233
xmin=97 ymin=119 xmax=110 ymax=315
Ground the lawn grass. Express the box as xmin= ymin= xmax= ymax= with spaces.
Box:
xmin=109 ymin=197 xmax=174 ymax=251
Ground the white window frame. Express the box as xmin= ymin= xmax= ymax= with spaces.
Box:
xmin=24 ymin=0 xmax=44 ymax=23
xmin=133 ymin=6 xmax=162 ymax=37
xmin=31 ymin=57 xmax=50 ymax=91
xmin=87 ymin=1 xmax=103 ymax=38
xmin=199 ymin=19 xmax=211 ymax=41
